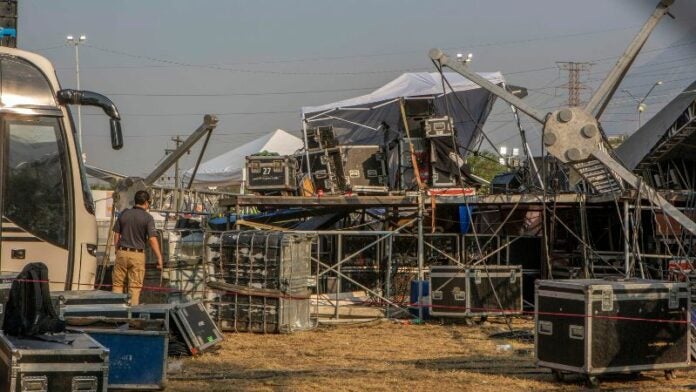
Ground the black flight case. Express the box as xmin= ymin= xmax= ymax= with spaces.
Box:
xmin=0 ymin=332 xmax=109 ymax=392
xmin=535 ymin=279 xmax=691 ymax=387
xmin=430 ymin=265 xmax=523 ymax=319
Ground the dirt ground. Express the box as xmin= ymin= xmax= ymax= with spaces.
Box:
xmin=166 ymin=317 xmax=696 ymax=391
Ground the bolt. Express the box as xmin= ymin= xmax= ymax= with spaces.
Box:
xmin=566 ymin=148 xmax=583 ymax=161
xmin=543 ymin=132 xmax=557 ymax=146
xmin=558 ymin=108 xmax=573 ymax=123
xmin=581 ymin=124 xmax=598 ymax=139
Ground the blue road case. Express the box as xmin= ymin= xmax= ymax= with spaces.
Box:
xmin=80 ymin=320 xmax=168 ymax=390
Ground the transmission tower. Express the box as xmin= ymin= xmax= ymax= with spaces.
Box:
xmin=556 ymin=61 xmax=593 ymax=107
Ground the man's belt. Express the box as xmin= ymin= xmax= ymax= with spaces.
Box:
xmin=118 ymin=246 xmax=145 ymax=253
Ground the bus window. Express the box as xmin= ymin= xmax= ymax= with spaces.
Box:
xmin=0 ymin=56 xmax=56 ymax=108
xmin=3 ymin=117 xmax=70 ymax=248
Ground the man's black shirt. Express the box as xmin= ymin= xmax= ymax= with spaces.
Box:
xmin=113 ymin=206 xmax=157 ymax=250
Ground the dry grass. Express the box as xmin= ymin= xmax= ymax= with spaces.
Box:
xmin=166 ymin=317 xmax=696 ymax=391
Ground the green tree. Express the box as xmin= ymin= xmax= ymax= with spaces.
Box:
xmin=466 ymin=150 xmax=506 ymax=183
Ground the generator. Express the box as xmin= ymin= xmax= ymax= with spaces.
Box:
xmin=429 ymin=264 xmax=522 ymax=318
xmin=535 ymin=279 xmax=691 ymax=387
xmin=245 ymin=155 xmax=298 ymax=194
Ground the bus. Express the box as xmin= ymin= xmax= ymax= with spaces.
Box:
xmin=0 ymin=46 xmax=123 ymax=290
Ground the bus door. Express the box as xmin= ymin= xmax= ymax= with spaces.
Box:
xmin=0 ymin=115 xmax=72 ymax=290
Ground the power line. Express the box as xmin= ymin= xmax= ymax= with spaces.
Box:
xmin=67 ymin=25 xmax=642 ymax=71
xmin=82 ymin=44 xmax=427 ymax=76
xmin=101 ymin=86 xmax=378 ymax=97
xmin=83 ymin=110 xmax=298 ymax=117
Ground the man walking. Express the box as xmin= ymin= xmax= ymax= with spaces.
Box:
xmin=112 ymin=190 xmax=163 ymax=305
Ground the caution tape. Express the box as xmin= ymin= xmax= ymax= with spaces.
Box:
xmin=5 ymin=278 xmax=693 ymax=325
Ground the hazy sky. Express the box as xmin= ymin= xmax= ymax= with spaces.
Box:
xmin=17 ymin=0 xmax=696 ymax=180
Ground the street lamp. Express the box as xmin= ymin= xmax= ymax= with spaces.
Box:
xmin=499 ymin=146 xmax=521 ymax=167
xmin=456 ymin=52 xmax=473 ymax=63
xmin=622 ymin=80 xmax=662 ymax=129
xmin=66 ymin=34 xmax=87 ymax=157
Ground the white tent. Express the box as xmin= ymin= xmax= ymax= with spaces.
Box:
xmin=184 ymin=129 xmax=303 ymax=187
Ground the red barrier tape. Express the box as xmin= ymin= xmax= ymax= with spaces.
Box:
xmin=7 ymin=279 xmax=691 ymax=325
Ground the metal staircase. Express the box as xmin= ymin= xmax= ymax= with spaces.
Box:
xmin=571 ymin=158 xmax=623 ymax=195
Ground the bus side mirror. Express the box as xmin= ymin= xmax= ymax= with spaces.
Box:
xmin=57 ymin=89 xmax=125 ymax=150
xmin=110 ymin=119 xmax=123 ymax=150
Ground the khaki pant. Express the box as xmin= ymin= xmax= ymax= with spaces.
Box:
xmin=112 ymin=249 xmax=146 ymax=305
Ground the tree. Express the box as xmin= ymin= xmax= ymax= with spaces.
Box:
xmin=466 ymin=151 xmax=506 ymax=183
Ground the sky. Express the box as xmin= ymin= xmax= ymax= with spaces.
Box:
xmin=17 ymin=0 xmax=696 ymax=181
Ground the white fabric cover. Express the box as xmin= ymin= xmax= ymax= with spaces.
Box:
xmin=183 ymin=129 xmax=303 ymax=187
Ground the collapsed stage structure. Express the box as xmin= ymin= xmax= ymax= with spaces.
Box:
xmin=182 ymin=3 xmax=696 ymax=328
xmin=137 ymin=74 xmax=696 ymax=328
xmin=92 ymin=0 xmax=696 ymax=340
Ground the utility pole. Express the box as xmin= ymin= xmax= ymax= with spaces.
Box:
xmin=165 ymin=136 xmax=185 ymax=212
xmin=556 ymin=61 xmax=592 ymax=107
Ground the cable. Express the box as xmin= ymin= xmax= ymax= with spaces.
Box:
xmin=83 ymin=109 xmax=297 ymax=117
xmin=63 ymin=25 xmax=643 ymax=72
xmin=83 ymin=44 xmax=427 ymax=76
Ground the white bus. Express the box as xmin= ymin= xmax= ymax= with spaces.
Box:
xmin=0 ymin=46 xmax=123 ymax=290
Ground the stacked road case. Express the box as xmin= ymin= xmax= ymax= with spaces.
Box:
xmin=207 ymin=231 xmax=314 ymax=333
xmin=303 ymin=145 xmax=388 ymax=195
xmin=245 ymin=155 xmax=298 ymax=195
xmin=535 ymin=279 xmax=691 ymax=387
xmin=51 ymin=290 xmax=130 ymax=318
